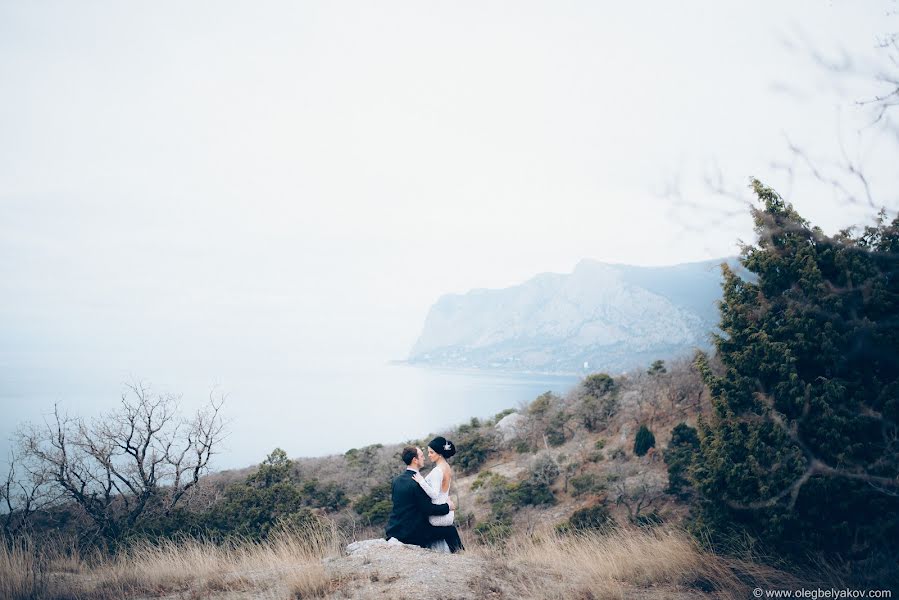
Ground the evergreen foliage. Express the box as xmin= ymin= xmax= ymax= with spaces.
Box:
xmin=565 ymin=504 xmax=613 ymax=532
xmin=647 ymin=360 xmax=667 ymax=376
xmin=633 ymin=425 xmax=656 ymax=457
xmin=453 ymin=429 xmax=499 ymax=474
xmin=584 ymin=373 xmax=616 ymax=396
xmin=664 ymin=423 xmax=699 ymax=498
xmin=692 ymin=179 xmax=899 ymax=560
xmin=353 ymin=482 xmax=392 ymax=526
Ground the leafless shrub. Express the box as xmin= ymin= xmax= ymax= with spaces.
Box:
xmin=10 ymin=381 xmax=225 ymax=541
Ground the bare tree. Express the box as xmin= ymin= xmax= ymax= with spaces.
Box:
xmin=611 ymin=467 xmax=665 ymax=524
xmin=1 ymin=450 xmax=58 ymax=537
xmin=13 ymin=382 xmax=225 ymax=540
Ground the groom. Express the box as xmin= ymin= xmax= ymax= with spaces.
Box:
xmin=385 ymin=446 xmax=455 ymax=548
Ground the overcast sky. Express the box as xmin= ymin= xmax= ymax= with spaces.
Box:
xmin=1 ymin=1 xmax=896 ymax=459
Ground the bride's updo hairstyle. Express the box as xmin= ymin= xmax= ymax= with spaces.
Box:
xmin=428 ymin=436 xmax=456 ymax=459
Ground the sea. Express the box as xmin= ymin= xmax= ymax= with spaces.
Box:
xmin=0 ymin=359 xmax=581 ymax=472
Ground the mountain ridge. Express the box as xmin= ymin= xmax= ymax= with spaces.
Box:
xmin=408 ymin=257 xmax=737 ymax=374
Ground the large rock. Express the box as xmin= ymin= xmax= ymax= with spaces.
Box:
xmin=495 ymin=412 xmax=525 ymax=441
xmin=345 ymin=538 xmax=413 ymax=555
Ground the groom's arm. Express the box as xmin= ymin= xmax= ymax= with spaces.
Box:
xmin=414 ymin=485 xmax=450 ymax=516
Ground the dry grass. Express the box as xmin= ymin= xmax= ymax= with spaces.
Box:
xmin=468 ymin=526 xmax=797 ymax=600
xmin=1 ymin=536 xmax=47 ymax=600
xmin=1 ymin=524 xmax=343 ymax=600
xmin=3 ymin=524 xmax=804 ymax=600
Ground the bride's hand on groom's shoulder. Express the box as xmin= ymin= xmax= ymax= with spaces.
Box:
xmin=412 ymin=473 xmax=424 ymax=484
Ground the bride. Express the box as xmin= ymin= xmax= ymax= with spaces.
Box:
xmin=412 ymin=436 xmax=464 ymax=553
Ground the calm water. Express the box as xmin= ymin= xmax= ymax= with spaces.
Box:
xmin=0 ymin=360 xmax=580 ymax=471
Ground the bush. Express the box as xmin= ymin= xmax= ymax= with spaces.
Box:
xmin=570 ymin=473 xmax=601 ymax=497
xmin=545 ymin=411 xmax=569 ymax=446
xmin=300 ymin=479 xmax=349 ymax=512
xmin=484 ymin=466 xmax=556 ymax=517
xmin=473 ymin=519 xmax=513 ymax=545
xmin=577 ymin=393 xmax=618 ymax=433
xmin=203 ymin=481 xmax=311 ymax=540
xmin=583 ymin=373 xmax=616 ymax=396
xmin=633 ymin=425 xmax=656 ymax=457
xmin=647 ymin=360 xmax=667 ymax=376
xmin=354 ymin=482 xmax=392 ymax=526
xmin=344 ymin=444 xmax=383 ymax=468
xmin=608 ymin=448 xmax=626 ymax=461
xmin=693 ymin=180 xmax=899 ymax=562
xmin=564 ymin=504 xmax=613 ymax=532
xmin=664 ymin=423 xmax=699 ymax=497
xmin=471 ymin=471 xmax=504 ymax=491
xmin=515 ymin=480 xmax=555 ymax=506
xmin=514 ymin=439 xmax=534 ymax=454
xmin=528 ymin=391 xmax=559 ymax=418
xmin=529 ymin=453 xmax=560 ymax=487
xmin=634 ymin=511 xmax=664 ymax=528
xmin=493 ymin=408 xmax=516 ymax=422
xmin=454 ymin=430 xmax=499 ymax=474
xmin=247 ymin=448 xmax=294 ymax=488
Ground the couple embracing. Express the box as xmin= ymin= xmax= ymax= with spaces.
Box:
xmin=385 ymin=436 xmax=464 ymax=553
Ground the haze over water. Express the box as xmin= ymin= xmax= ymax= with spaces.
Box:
xmin=1 ymin=2 xmax=893 ymax=474
xmin=1 ymin=358 xmax=578 ymax=470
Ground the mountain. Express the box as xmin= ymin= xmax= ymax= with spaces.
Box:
xmin=408 ymin=258 xmax=736 ymax=374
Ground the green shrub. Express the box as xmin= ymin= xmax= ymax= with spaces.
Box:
xmin=647 ymin=360 xmax=667 ymax=376
xmin=565 ymin=504 xmax=613 ymax=532
xmin=634 ymin=511 xmax=664 ymax=528
xmin=354 ymin=482 xmax=392 ymax=526
xmin=493 ymin=408 xmax=516 ymax=422
xmin=577 ymin=393 xmax=618 ymax=433
xmin=570 ymin=473 xmax=601 ymax=497
xmin=203 ymin=481 xmax=310 ymax=540
xmin=514 ymin=439 xmax=534 ymax=454
xmin=300 ymin=479 xmax=349 ymax=512
xmin=633 ymin=425 xmax=656 ymax=457
xmin=247 ymin=448 xmax=294 ymax=488
xmin=546 ymin=411 xmax=569 ymax=446
xmin=454 ymin=430 xmax=499 ymax=474
xmin=583 ymin=373 xmax=616 ymax=396
xmin=344 ymin=444 xmax=383 ymax=468
xmin=529 ymin=453 xmax=560 ymax=487
xmin=693 ymin=180 xmax=899 ymax=562
xmin=514 ymin=480 xmax=555 ymax=506
xmin=586 ymin=450 xmax=604 ymax=463
xmin=664 ymin=423 xmax=699 ymax=497
xmin=473 ymin=519 xmax=513 ymax=545
xmin=528 ymin=391 xmax=558 ymax=418
xmin=471 ymin=471 xmax=504 ymax=491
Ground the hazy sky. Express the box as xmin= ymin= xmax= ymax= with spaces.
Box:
xmin=1 ymin=1 xmax=896 ymax=462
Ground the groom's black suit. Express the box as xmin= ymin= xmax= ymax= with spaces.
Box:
xmin=385 ymin=468 xmax=450 ymax=547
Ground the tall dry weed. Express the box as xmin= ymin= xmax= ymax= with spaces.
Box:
xmin=2 ymin=523 xmax=342 ymax=600
xmin=470 ymin=525 xmax=796 ymax=599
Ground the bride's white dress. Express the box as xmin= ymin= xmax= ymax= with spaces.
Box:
xmin=416 ymin=464 xmax=454 ymax=552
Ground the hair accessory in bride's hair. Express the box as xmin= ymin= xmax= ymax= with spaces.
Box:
xmin=428 ymin=436 xmax=456 ymax=459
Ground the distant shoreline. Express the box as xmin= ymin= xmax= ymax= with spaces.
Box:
xmin=387 ymin=359 xmax=587 ymax=380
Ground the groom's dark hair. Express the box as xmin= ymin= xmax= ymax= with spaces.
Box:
xmin=401 ymin=446 xmax=418 ymax=465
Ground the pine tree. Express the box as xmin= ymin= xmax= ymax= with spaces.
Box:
xmin=665 ymin=423 xmax=699 ymax=497
xmin=692 ymin=179 xmax=899 ymax=560
xmin=633 ymin=424 xmax=656 ymax=457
